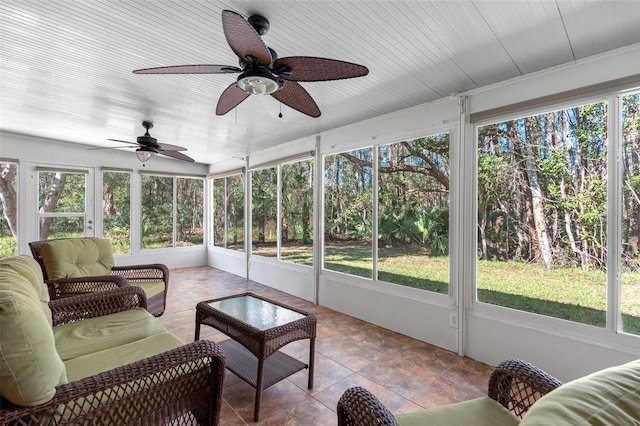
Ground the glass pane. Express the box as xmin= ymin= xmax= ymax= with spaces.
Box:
xmin=103 ymin=171 xmax=130 ymax=254
xmin=324 ymin=148 xmax=373 ymax=278
xmin=378 ymin=134 xmax=450 ymax=293
xmin=208 ymin=295 xmax=305 ymax=330
xmin=227 ymin=174 xmax=244 ymax=251
xmin=281 ymin=160 xmax=313 ymax=265
xmin=0 ymin=162 xmax=18 ymax=257
xmin=213 ymin=178 xmax=225 ymax=248
xmin=251 ymin=168 xmax=277 ymax=257
xmin=41 ymin=217 xmax=84 ymax=239
xmin=141 ymin=175 xmax=173 ymax=249
xmin=38 ymin=171 xmax=85 ymax=239
xmin=477 ymin=102 xmax=608 ymax=327
xmin=621 ymin=92 xmax=640 ymax=335
xmin=176 ymin=177 xmax=204 ymax=246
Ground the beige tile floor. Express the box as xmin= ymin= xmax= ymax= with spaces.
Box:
xmin=160 ymin=266 xmax=493 ymax=425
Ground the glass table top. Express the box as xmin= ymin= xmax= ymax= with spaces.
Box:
xmin=207 ymin=295 xmax=306 ymax=331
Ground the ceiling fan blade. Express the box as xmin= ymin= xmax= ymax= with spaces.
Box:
xmin=88 ymin=145 xmax=136 ymax=151
xmin=273 ymin=57 xmax=369 ymax=82
xmin=133 ymin=64 xmax=241 ymax=74
xmin=155 ymin=142 xmax=187 ymax=151
xmin=216 ymin=82 xmax=250 ymax=115
xmin=159 ymin=150 xmax=195 ymax=162
xmin=107 ymin=138 xmax=138 ymax=146
xmin=271 ymin=80 xmax=321 ymax=118
xmin=222 ymin=10 xmax=272 ymax=65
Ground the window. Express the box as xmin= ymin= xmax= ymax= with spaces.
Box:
xmin=281 ymin=159 xmax=314 ymax=265
xmin=477 ymin=102 xmax=609 ymax=327
xmin=212 ymin=174 xmax=244 ymax=251
xmin=0 ymin=161 xmax=18 ymax=257
xmin=378 ymin=134 xmax=450 ymax=293
xmin=621 ymin=91 xmax=640 ymax=335
xmin=38 ymin=170 xmax=86 ymax=240
xmin=103 ymin=171 xmax=130 ymax=254
xmin=141 ymin=175 xmax=203 ymax=249
xmin=251 ymin=168 xmax=277 ymax=257
xmin=324 ymin=149 xmax=373 ymax=278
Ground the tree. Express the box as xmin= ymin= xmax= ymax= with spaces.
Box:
xmin=0 ymin=163 xmax=17 ymax=239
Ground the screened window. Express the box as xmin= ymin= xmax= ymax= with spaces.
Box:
xmin=621 ymin=91 xmax=640 ymax=336
xmin=0 ymin=161 xmax=18 ymax=257
xmin=103 ymin=170 xmax=130 ymax=254
xmin=281 ymin=159 xmax=314 ymax=265
xmin=378 ymin=134 xmax=450 ymax=293
xmin=477 ymin=102 xmax=609 ymax=327
xmin=212 ymin=174 xmax=244 ymax=251
xmin=141 ymin=175 xmax=173 ymax=249
xmin=176 ymin=177 xmax=204 ymax=246
xmin=324 ymin=148 xmax=373 ymax=278
xmin=251 ymin=168 xmax=277 ymax=257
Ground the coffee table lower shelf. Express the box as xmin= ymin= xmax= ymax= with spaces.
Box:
xmin=218 ymin=339 xmax=308 ymax=390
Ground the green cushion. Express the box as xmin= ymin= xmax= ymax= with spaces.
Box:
xmin=396 ymin=397 xmax=520 ymax=426
xmin=40 ymin=238 xmax=115 ymax=279
xmin=520 ymin=359 xmax=640 ymax=426
xmin=132 ymin=280 xmax=165 ymax=298
xmin=0 ymin=257 xmax=67 ymax=406
xmin=0 ymin=255 xmax=51 ymax=324
xmin=63 ymin=332 xmax=184 ymax=382
xmin=54 ymin=307 xmax=168 ymax=361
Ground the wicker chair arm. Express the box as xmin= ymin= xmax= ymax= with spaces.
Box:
xmin=488 ymin=358 xmax=563 ymax=418
xmin=111 ymin=263 xmax=169 ymax=283
xmin=49 ymin=285 xmax=147 ymax=326
xmin=45 ymin=274 xmax=130 ymax=300
xmin=337 ymin=386 xmax=400 ymax=426
xmin=0 ymin=340 xmax=226 ymax=426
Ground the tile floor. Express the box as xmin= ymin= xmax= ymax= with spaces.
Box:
xmin=160 ymin=266 xmax=493 ymax=425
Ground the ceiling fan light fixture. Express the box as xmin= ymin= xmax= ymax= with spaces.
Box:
xmin=136 ymin=148 xmax=154 ymax=162
xmin=237 ymin=68 xmax=280 ymax=95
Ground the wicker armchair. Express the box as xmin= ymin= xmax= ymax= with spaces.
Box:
xmin=0 ymin=286 xmax=226 ymax=426
xmin=29 ymin=238 xmax=169 ymax=316
xmin=337 ymin=359 xmax=563 ymax=426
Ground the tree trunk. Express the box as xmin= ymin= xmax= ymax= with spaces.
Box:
xmin=39 ymin=172 xmax=67 ymax=239
xmin=0 ymin=163 xmax=18 ymax=238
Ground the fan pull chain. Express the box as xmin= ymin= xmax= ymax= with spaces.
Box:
xmin=279 ymin=102 xmax=283 ymax=119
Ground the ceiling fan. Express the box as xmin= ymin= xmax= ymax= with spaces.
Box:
xmin=99 ymin=121 xmax=194 ymax=162
xmin=133 ymin=10 xmax=369 ymax=118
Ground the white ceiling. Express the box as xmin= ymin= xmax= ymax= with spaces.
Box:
xmin=1 ymin=1 xmax=639 ymax=166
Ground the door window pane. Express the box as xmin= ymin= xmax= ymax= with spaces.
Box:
xmin=621 ymin=92 xmax=640 ymax=335
xmin=477 ymin=102 xmax=608 ymax=327
xmin=0 ymin=162 xmax=18 ymax=257
xmin=251 ymin=168 xmax=277 ymax=257
xmin=281 ymin=160 xmax=314 ymax=265
xmin=378 ymin=134 xmax=450 ymax=293
xmin=141 ymin=175 xmax=173 ymax=249
xmin=38 ymin=171 xmax=85 ymax=239
xmin=176 ymin=177 xmax=204 ymax=246
xmin=103 ymin=171 xmax=130 ymax=254
xmin=324 ymin=148 xmax=373 ymax=278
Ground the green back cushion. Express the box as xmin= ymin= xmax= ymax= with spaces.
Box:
xmin=520 ymin=359 xmax=640 ymax=425
xmin=0 ymin=256 xmax=68 ymax=406
xmin=40 ymin=238 xmax=115 ymax=279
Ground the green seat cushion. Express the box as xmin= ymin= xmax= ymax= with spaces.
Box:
xmin=53 ymin=307 xmax=168 ymax=361
xmin=520 ymin=359 xmax=640 ymax=426
xmin=63 ymin=332 xmax=184 ymax=382
xmin=396 ymin=397 xmax=520 ymax=426
xmin=0 ymin=255 xmax=51 ymax=324
xmin=0 ymin=256 xmax=67 ymax=406
xmin=40 ymin=238 xmax=115 ymax=279
xmin=131 ymin=280 xmax=165 ymax=298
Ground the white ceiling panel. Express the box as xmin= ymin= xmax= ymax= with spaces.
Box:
xmin=1 ymin=0 xmax=639 ymax=166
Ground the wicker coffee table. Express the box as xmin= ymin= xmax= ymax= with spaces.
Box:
xmin=195 ymin=292 xmax=317 ymax=421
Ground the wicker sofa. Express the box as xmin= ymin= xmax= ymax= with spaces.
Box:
xmin=29 ymin=237 xmax=169 ymax=316
xmin=0 ymin=255 xmax=225 ymax=425
xmin=338 ymin=358 xmax=640 ymax=425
